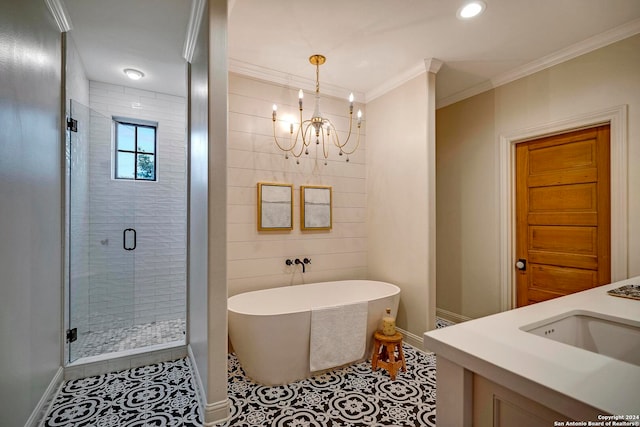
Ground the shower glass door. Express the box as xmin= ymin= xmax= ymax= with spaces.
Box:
xmin=66 ymin=98 xmax=187 ymax=364
xmin=67 ymin=100 xmax=136 ymax=363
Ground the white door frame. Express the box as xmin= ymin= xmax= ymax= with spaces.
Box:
xmin=498 ymin=105 xmax=628 ymax=311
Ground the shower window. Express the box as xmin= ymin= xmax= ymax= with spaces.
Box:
xmin=114 ymin=117 xmax=157 ymax=181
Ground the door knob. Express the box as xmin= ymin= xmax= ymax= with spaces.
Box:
xmin=515 ymin=259 xmax=527 ymax=271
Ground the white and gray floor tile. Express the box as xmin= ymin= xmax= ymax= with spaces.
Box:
xmin=219 ymin=343 xmax=437 ymax=427
xmin=47 ymin=318 xmax=453 ymax=426
xmin=45 ymin=358 xmax=202 ymax=427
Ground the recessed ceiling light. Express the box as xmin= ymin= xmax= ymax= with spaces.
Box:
xmin=124 ymin=68 xmax=144 ymax=80
xmin=457 ymin=1 xmax=486 ymax=19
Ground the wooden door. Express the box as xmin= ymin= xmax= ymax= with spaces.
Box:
xmin=515 ymin=125 xmax=610 ymax=307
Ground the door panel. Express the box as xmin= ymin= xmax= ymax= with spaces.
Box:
xmin=528 ymin=139 xmax=595 ymax=173
xmin=516 ymin=125 xmax=610 ymax=307
xmin=529 ymin=226 xmax=596 ymax=254
xmin=528 ymin=251 xmax=598 ymax=270
xmin=529 ymin=265 xmax=597 ymax=293
xmin=529 ymin=184 xmax=597 ymax=212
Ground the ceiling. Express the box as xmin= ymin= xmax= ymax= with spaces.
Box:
xmin=65 ymin=0 xmax=640 ymax=106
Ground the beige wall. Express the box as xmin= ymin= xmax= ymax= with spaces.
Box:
xmin=0 ymin=0 xmax=63 ymax=424
xmin=366 ymin=71 xmax=437 ymax=338
xmin=436 ymin=34 xmax=640 ymax=319
xmin=227 ymin=73 xmax=367 ymax=296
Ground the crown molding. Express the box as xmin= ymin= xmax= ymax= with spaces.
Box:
xmin=363 ymin=58 xmax=441 ymax=102
xmin=228 ymin=58 xmax=366 ymax=102
xmin=491 ymin=17 xmax=640 ymax=88
xmin=44 ymin=0 xmax=72 ymax=32
xmin=436 ymin=80 xmax=495 ymax=109
xmin=437 ymin=17 xmax=640 ymax=109
xmin=228 ymin=18 xmax=640 ymax=108
xmin=182 ymin=0 xmax=205 ymax=63
xmin=365 ymin=61 xmax=426 ymax=102
xmin=424 ymin=58 xmax=443 ymax=74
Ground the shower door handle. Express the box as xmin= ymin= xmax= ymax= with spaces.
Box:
xmin=123 ymin=228 xmax=136 ymax=251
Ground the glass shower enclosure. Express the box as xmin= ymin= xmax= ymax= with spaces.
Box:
xmin=65 ymin=100 xmax=186 ymax=364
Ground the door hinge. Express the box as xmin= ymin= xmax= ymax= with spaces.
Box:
xmin=66 ymin=328 xmax=77 ymax=343
xmin=67 ymin=117 xmax=77 ymax=132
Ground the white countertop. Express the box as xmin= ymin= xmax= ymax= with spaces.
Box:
xmin=424 ymin=277 xmax=640 ymax=416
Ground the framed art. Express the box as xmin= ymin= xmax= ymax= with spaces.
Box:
xmin=301 ymin=185 xmax=332 ymax=231
xmin=257 ymin=182 xmax=293 ymax=231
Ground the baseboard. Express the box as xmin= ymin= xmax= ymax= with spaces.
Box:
xmin=24 ymin=367 xmax=63 ymax=427
xmin=396 ymin=327 xmax=424 ymax=351
xmin=203 ymin=398 xmax=230 ymax=426
xmin=436 ymin=307 xmax=473 ymax=324
xmin=187 ymin=345 xmax=207 ymax=420
xmin=187 ymin=345 xmax=230 ymax=425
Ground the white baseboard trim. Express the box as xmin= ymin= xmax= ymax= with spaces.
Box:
xmin=187 ymin=345 xmax=207 ymax=419
xmin=203 ymin=398 xmax=230 ymax=426
xmin=396 ymin=327 xmax=424 ymax=351
xmin=187 ymin=345 xmax=230 ymax=425
xmin=436 ymin=308 xmax=473 ymax=324
xmin=24 ymin=366 xmax=63 ymax=427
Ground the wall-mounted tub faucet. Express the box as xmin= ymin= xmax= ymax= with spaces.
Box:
xmin=286 ymin=258 xmax=312 ymax=273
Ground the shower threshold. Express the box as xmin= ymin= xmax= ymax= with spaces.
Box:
xmin=65 ymin=340 xmax=187 ymax=380
xmin=66 ymin=318 xmax=186 ymax=376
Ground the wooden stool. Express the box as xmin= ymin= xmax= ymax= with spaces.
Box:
xmin=371 ymin=330 xmax=406 ymax=380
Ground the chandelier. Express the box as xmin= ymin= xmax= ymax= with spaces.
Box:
xmin=271 ymin=54 xmax=362 ymax=165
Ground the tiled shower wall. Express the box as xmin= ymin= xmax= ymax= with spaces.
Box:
xmin=83 ymin=81 xmax=187 ymax=332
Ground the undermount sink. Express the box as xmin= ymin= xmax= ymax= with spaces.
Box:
xmin=521 ymin=310 xmax=640 ymax=366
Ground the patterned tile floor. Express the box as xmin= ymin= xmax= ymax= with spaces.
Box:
xmin=73 ymin=318 xmax=186 ymax=360
xmin=45 ymin=358 xmax=203 ymax=426
xmin=219 ymin=343 xmax=437 ymax=427
xmin=47 ymin=318 xmax=455 ymax=426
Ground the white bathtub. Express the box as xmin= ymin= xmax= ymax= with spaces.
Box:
xmin=228 ymin=280 xmax=400 ymax=385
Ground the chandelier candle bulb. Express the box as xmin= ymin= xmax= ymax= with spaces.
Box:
xmin=272 ymin=104 xmax=277 ymax=121
xmin=357 ymin=110 xmax=362 ymax=126
xmin=349 ymin=93 xmax=354 ymax=113
xmin=298 ymin=89 xmax=303 ymax=109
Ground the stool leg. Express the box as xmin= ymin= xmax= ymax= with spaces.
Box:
xmin=397 ymin=343 xmax=407 ymax=372
xmin=386 ymin=343 xmax=397 ymax=380
xmin=380 ymin=345 xmax=388 ymax=361
xmin=371 ymin=340 xmax=381 ymax=371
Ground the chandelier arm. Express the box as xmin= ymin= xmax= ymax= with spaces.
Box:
xmin=336 ymin=126 xmax=361 ymax=155
xmin=272 ymin=120 xmax=298 ymax=153
xmin=294 ymin=122 xmax=315 ymax=157
xmin=299 ymin=109 xmax=313 ymax=149
xmin=288 ymin=123 xmax=308 ymax=158
xmin=334 ymin=111 xmax=355 ymax=149
xmin=321 ymin=128 xmax=330 ymax=159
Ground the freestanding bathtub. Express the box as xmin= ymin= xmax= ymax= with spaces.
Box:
xmin=228 ymin=280 xmax=400 ymax=385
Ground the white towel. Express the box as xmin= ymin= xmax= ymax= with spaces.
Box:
xmin=309 ymin=302 xmax=368 ymax=372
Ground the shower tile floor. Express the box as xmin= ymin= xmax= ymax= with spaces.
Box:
xmin=47 ymin=318 xmax=454 ymax=426
xmin=73 ymin=318 xmax=186 ymax=359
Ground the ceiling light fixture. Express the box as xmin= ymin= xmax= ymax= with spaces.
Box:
xmin=457 ymin=1 xmax=486 ymax=19
xmin=124 ymin=68 xmax=144 ymax=80
xmin=271 ymin=54 xmax=362 ymax=165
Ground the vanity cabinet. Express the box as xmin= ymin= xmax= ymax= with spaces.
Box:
xmin=424 ymin=278 xmax=639 ymax=427
xmin=473 ymin=375 xmax=593 ymax=427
